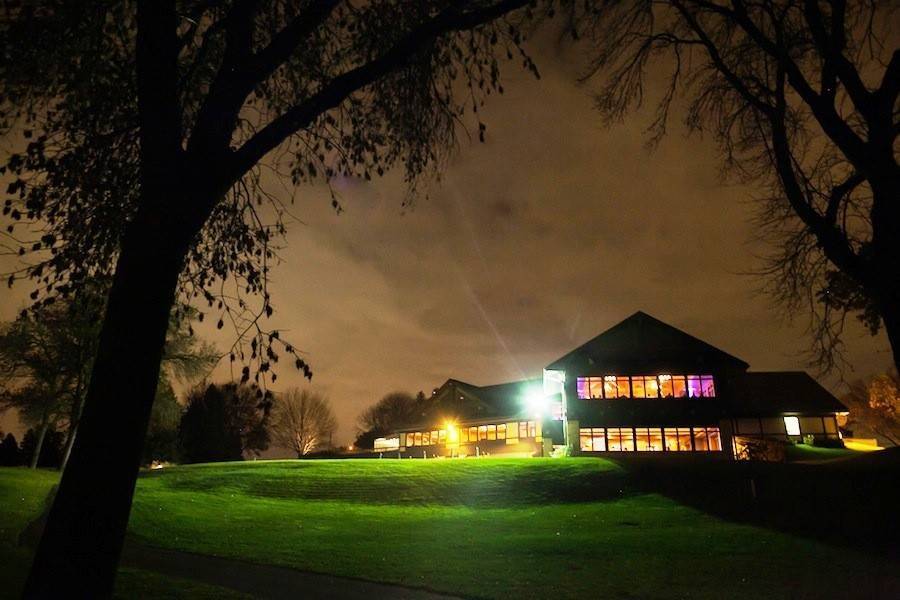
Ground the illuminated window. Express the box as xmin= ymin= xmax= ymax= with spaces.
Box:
xmin=635 ymin=427 xmax=663 ymax=451
xmin=375 ymin=437 xmax=400 ymax=451
xmin=497 ymin=423 xmax=506 ymax=440
xmin=432 ymin=431 xmax=439 ymax=443
xmin=576 ymin=377 xmax=588 ymax=399
xmin=422 ymin=431 xmax=431 ymax=445
xmin=603 ymin=376 xmax=618 ymax=399
xmin=708 ymin=427 xmax=722 ymax=451
xmin=672 ymin=376 xmax=687 ymax=398
xmin=664 ymin=428 xmax=679 ymax=451
xmin=700 ymin=375 xmax=715 ymax=397
xmin=616 ymin=377 xmax=630 ymax=398
xmin=579 ymin=428 xmax=606 ymax=451
xmin=519 ymin=422 xmax=528 ymax=438
xmin=414 ymin=432 xmax=422 ymax=446
xmin=823 ymin=417 xmax=838 ymax=434
xmin=468 ymin=426 xmax=478 ymax=442
xmin=693 ymin=427 xmax=709 ymax=451
xmin=607 ymin=428 xmax=634 ymax=451
xmin=631 ymin=378 xmax=646 ymax=398
xmin=528 ymin=421 xmax=537 ymax=438
xmin=589 ymin=378 xmax=604 ymax=399
xmin=459 ymin=427 xmax=469 ymax=443
xmin=643 ymin=376 xmax=660 ymax=399
xmin=677 ymin=428 xmax=692 ymax=451
xmin=784 ymin=416 xmax=801 ymax=436
xmin=486 ymin=424 xmax=497 ymax=441
xmin=478 ymin=425 xmax=488 ymax=441
xmin=659 ymin=375 xmax=674 ymax=398
xmin=438 ymin=429 xmax=447 ymax=444
xmin=687 ymin=376 xmax=702 ymax=398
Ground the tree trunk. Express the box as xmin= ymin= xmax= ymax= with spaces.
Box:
xmin=29 ymin=421 xmax=49 ymax=469
xmin=22 ymin=222 xmax=185 ymax=598
xmin=880 ymin=299 xmax=900 ymax=376
xmin=58 ymin=393 xmax=85 ymax=473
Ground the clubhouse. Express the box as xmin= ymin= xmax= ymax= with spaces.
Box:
xmin=374 ymin=312 xmax=846 ymax=460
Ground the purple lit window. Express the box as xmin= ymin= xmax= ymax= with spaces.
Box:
xmin=701 ymin=375 xmax=716 ymax=397
xmin=687 ymin=376 xmax=702 ymax=398
xmin=576 ymin=377 xmax=589 ymax=399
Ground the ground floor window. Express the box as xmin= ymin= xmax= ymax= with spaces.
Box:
xmin=579 ymin=426 xmax=722 ymax=452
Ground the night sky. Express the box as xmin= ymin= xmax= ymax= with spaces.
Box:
xmin=1 ymin=34 xmax=892 ymax=449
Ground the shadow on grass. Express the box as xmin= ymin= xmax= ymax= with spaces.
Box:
xmin=615 ymin=448 xmax=900 ymax=556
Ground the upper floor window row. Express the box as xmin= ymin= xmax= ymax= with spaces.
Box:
xmin=575 ymin=374 xmax=716 ymax=399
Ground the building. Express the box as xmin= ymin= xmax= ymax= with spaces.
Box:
xmin=374 ymin=311 xmax=846 ymax=459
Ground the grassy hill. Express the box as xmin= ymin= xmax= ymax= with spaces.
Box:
xmin=2 ymin=457 xmax=898 ymax=599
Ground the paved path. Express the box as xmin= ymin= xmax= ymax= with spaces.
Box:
xmin=121 ymin=541 xmax=463 ymax=600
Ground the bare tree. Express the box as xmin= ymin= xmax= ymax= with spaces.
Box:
xmin=271 ymin=388 xmax=337 ymax=456
xmin=578 ymin=0 xmax=899 ymax=373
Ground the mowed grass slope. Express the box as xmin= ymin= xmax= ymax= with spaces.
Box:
xmin=0 ymin=468 xmax=252 ymax=599
xmin=2 ymin=458 xmax=899 ymax=599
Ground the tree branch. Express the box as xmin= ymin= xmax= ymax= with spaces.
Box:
xmin=227 ymin=0 xmax=528 ymax=179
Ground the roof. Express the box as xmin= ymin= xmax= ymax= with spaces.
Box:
xmin=546 ymin=311 xmax=749 ymax=373
xmin=726 ymin=371 xmax=847 ymax=416
xmin=398 ymin=377 xmax=543 ymax=429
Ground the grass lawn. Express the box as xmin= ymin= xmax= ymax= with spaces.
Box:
xmin=2 ymin=458 xmax=898 ymax=599
xmin=785 ymin=443 xmax=861 ymax=461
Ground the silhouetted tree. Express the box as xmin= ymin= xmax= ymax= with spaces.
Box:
xmin=270 ymin=389 xmax=337 ymax=456
xmin=20 ymin=427 xmax=65 ymax=469
xmin=0 ymin=432 xmax=21 ymax=466
xmin=356 ymin=391 xmax=421 ymax=446
xmin=580 ymin=1 xmax=899 ymax=373
xmin=2 ymin=2 xmax=545 ymax=593
xmin=841 ymin=371 xmax=900 ymax=446
xmin=141 ymin=373 xmax=182 ymax=465
xmin=0 ymin=301 xmax=93 ymax=468
xmin=178 ymin=382 xmax=270 ymax=464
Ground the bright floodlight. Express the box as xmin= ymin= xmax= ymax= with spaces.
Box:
xmin=525 ymin=390 xmax=547 ymax=417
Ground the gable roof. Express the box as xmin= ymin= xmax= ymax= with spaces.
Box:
xmin=545 ymin=311 xmax=749 ymax=373
xmin=410 ymin=377 xmax=542 ymax=428
xmin=726 ymin=371 xmax=847 ymax=416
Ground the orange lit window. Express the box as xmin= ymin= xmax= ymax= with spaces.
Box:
xmin=579 ymin=428 xmax=606 ymax=451
xmin=677 ymin=428 xmax=692 ymax=451
xmin=708 ymin=427 xmax=722 ymax=451
xmin=659 ymin=375 xmax=674 ymax=398
xmin=631 ymin=378 xmax=646 ymax=398
xmin=643 ymin=376 xmax=660 ymax=398
xmin=664 ymin=428 xmax=679 ymax=451
xmin=607 ymin=428 xmax=634 ymax=451
xmin=603 ymin=376 xmax=618 ymax=399
xmin=497 ymin=423 xmax=506 ymax=440
xmin=617 ymin=377 xmax=630 ymax=398
xmin=672 ymin=376 xmax=687 ymax=397
xmin=693 ymin=427 xmax=709 ymax=451
xmin=589 ymin=378 xmax=604 ymax=399
xmin=486 ymin=425 xmax=497 ymax=441
xmin=438 ymin=429 xmax=447 ymax=444
xmin=478 ymin=425 xmax=487 ymax=441
xmin=414 ymin=432 xmax=422 ymax=446
xmin=468 ymin=426 xmax=478 ymax=442
xmin=422 ymin=431 xmax=431 ymax=445
xmin=459 ymin=427 xmax=469 ymax=443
